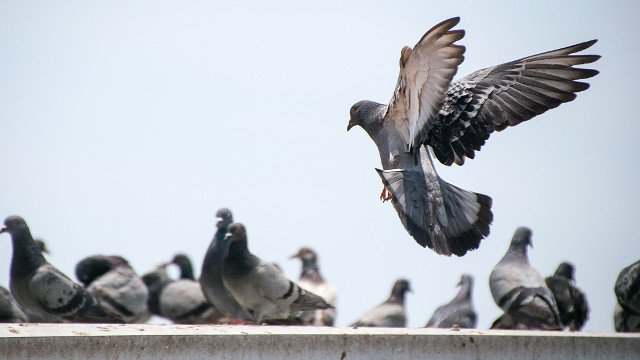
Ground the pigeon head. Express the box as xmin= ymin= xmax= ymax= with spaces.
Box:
xmin=75 ymin=255 xmax=129 ymax=286
xmin=215 ymin=208 xmax=234 ymax=228
xmin=554 ymin=262 xmax=575 ymax=280
xmin=457 ymin=274 xmax=473 ymax=288
xmin=510 ymin=227 xmax=533 ymax=249
xmin=0 ymin=216 xmax=29 ymax=236
xmin=225 ymin=223 xmax=248 ymax=250
xmin=289 ymin=247 xmax=317 ymax=263
xmin=347 ymin=100 xmax=385 ymax=132
xmin=456 ymin=274 xmax=473 ymax=300
xmin=389 ymin=278 xmax=412 ymax=303
xmin=171 ymin=253 xmax=195 ymax=280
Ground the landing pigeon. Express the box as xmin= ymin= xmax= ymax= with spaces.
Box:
xmin=1 ymin=216 xmax=122 ymax=323
xmin=426 ymin=274 xmax=476 ymax=329
xmin=489 ymin=227 xmax=561 ymax=330
xmin=142 ymin=262 xmax=223 ymax=324
xmin=0 ymin=285 xmax=28 ymax=323
xmin=200 ymin=208 xmax=251 ymax=320
xmin=221 ymin=223 xmax=333 ymax=323
xmin=75 ymin=255 xmax=149 ymax=323
xmin=545 ymin=262 xmax=589 ymax=330
xmin=290 ymin=247 xmax=337 ymax=326
xmin=347 ymin=17 xmax=599 ymax=256
xmin=350 ymin=278 xmax=411 ymax=328
xmin=614 ymin=259 xmax=640 ymax=332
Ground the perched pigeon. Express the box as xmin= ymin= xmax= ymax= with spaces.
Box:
xmin=350 ymin=279 xmax=411 ymax=328
xmin=614 ymin=259 xmax=640 ymax=332
xmin=426 ymin=274 xmax=476 ymax=329
xmin=347 ymin=17 xmax=599 ymax=256
xmin=489 ymin=227 xmax=561 ymax=330
xmin=221 ymin=223 xmax=333 ymax=323
xmin=142 ymin=263 xmax=223 ymax=324
xmin=200 ymin=208 xmax=250 ymax=320
xmin=1 ymin=216 xmax=121 ymax=323
xmin=545 ymin=262 xmax=589 ymax=330
xmin=0 ymin=285 xmax=28 ymax=323
xmin=75 ymin=255 xmax=149 ymax=323
xmin=290 ymin=247 xmax=337 ymax=326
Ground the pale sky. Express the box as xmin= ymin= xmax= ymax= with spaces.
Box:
xmin=1 ymin=1 xmax=639 ymax=332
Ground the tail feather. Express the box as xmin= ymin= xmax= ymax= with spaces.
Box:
xmin=376 ymin=166 xmax=492 ymax=256
xmin=291 ymin=287 xmax=334 ymax=313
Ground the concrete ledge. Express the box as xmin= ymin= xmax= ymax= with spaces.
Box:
xmin=1 ymin=324 xmax=639 ymax=360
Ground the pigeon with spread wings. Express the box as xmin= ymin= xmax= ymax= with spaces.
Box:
xmin=347 ymin=17 xmax=599 ymax=256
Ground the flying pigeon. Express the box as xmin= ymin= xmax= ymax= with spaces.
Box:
xmin=350 ymin=278 xmax=411 ymax=328
xmin=0 ymin=285 xmax=28 ymax=323
xmin=75 ymin=255 xmax=150 ymax=323
xmin=347 ymin=17 xmax=600 ymax=256
xmin=426 ymin=274 xmax=476 ymax=329
xmin=1 ymin=215 xmax=121 ymax=323
xmin=200 ymin=208 xmax=251 ymax=320
xmin=142 ymin=262 xmax=223 ymax=324
xmin=290 ymin=247 xmax=337 ymax=326
xmin=221 ymin=223 xmax=333 ymax=324
xmin=489 ymin=227 xmax=561 ymax=330
xmin=545 ymin=262 xmax=589 ymax=330
xmin=614 ymin=259 xmax=640 ymax=332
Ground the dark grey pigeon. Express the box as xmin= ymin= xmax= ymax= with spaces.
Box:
xmin=347 ymin=17 xmax=599 ymax=256
xmin=290 ymin=247 xmax=337 ymax=326
xmin=426 ymin=274 xmax=476 ymax=329
xmin=142 ymin=262 xmax=223 ymax=324
xmin=0 ymin=285 xmax=28 ymax=323
xmin=489 ymin=227 xmax=561 ymax=330
xmin=1 ymin=216 xmax=122 ymax=323
xmin=614 ymin=259 xmax=640 ymax=332
xmin=545 ymin=262 xmax=589 ymax=331
xmin=75 ymin=255 xmax=149 ymax=323
xmin=221 ymin=223 xmax=333 ymax=323
xmin=350 ymin=279 xmax=411 ymax=328
xmin=200 ymin=208 xmax=250 ymax=320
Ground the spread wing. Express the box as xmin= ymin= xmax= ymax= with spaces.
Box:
xmin=386 ymin=17 xmax=465 ymax=149
xmin=428 ymin=40 xmax=600 ymax=165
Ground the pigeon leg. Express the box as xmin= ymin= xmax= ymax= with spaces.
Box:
xmin=380 ymin=185 xmax=392 ymax=202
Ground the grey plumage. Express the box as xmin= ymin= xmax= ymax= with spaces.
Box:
xmin=426 ymin=274 xmax=476 ymax=329
xmin=614 ymin=259 xmax=640 ymax=332
xmin=347 ymin=17 xmax=599 ymax=256
xmin=200 ymin=208 xmax=251 ymax=320
xmin=221 ymin=223 xmax=333 ymax=323
xmin=545 ymin=262 xmax=589 ymax=330
xmin=0 ymin=285 xmax=28 ymax=323
xmin=290 ymin=247 xmax=337 ymax=326
xmin=75 ymin=255 xmax=149 ymax=323
xmin=489 ymin=227 xmax=561 ymax=330
xmin=1 ymin=216 xmax=121 ymax=323
xmin=351 ymin=279 xmax=411 ymax=328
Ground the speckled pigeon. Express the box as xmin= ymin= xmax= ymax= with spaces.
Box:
xmin=221 ymin=223 xmax=333 ymax=323
xmin=426 ymin=274 xmax=476 ymax=329
xmin=1 ymin=215 xmax=121 ymax=323
xmin=545 ymin=262 xmax=589 ymax=330
xmin=489 ymin=227 xmax=561 ymax=330
xmin=290 ymin=247 xmax=337 ymax=326
xmin=614 ymin=259 xmax=640 ymax=332
xmin=347 ymin=17 xmax=599 ymax=256
xmin=350 ymin=278 xmax=411 ymax=328
xmin=75 ymin=255 xmax=149 ymax=323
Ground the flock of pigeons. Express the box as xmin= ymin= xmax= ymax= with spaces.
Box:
xmin=1 ymin=212 xmax=639 ymax=333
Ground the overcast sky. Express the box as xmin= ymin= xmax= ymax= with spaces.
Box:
xmin=1 ymin=1 xmax=638 ymax=331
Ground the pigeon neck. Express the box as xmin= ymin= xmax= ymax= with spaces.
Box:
xmin=9 ymin=228 xmax=47 ymax=278
xmin=177 ymin=260 xmax=195 ymax=281
xmin=300 ymin=259 xmax=322 ymax=280
xmin=454 ymin=281 xmax=472 ymax=301
xmin=225 ymin=238 xmax=254 ymax=275
xmin=504 ymin=244 xmax=529 ymax=264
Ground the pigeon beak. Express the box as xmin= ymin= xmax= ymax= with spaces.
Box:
xmin=0 ymin=227 xmax=6 ymax=234
xmin=347 ymin=122 xmax=355 ymax=131
xmin=288 ymin=252 xmax=300 ymax=260
xmin=224 ymin=232 xmax=233 ymax=240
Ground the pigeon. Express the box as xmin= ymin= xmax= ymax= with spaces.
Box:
xmin=290 ymin=247 xmax=337 ymax=326
xmin=141 ymin=262 xmax=223 ymax=324
xmin=347 ymin=17 xmax=599 ymax=256
xmin=200 ymin=208 xmax=251 ymax=320
xmin=1 ymin=215 xmax=121 ymax=323
xmin=489 ymin=227 xmax=561 ymax=330
xmin=221 ymin=223 xmax=333 ymax=323
xmin=75 ymin=255 xmax=150 ymax=323
xmin=350 ymin=278 xmax=411 ymax=328
xmin=545 ymin=262 xmax=589 ymax=330
xmin=426 ymin=274 xmax=476 ymax=329
xmin=0 ymin=285 xmax=28 ymax=323
xmin=614 ymin=259 xmax=640 ymax=332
